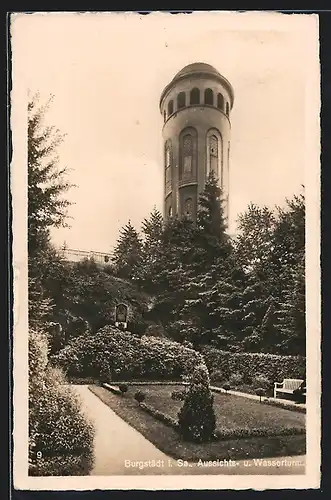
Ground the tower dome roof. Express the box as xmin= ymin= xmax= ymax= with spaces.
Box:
xmin=174 ymin=62 xmax=221 ymax=79
xmin=159 ymin=61 xmax=234 ymax=110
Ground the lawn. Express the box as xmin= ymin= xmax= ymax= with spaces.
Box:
xmin=88 ymin=384 xmax=306 ymax=461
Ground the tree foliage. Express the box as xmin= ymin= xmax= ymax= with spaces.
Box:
xmin=27 ymin=93 xmax=95 ymax=476
xmin=28 ymin=93 xmax=73 ymax=257
xmin=112 ymin=220 xmax=143 ymax=280
xmin=112 ymin=182 xmax=305 ymax=355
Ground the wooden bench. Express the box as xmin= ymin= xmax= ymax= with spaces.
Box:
xmin=274 ymin=378 xmax=305 ymax=400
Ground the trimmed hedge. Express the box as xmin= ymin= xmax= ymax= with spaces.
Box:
xmin=138 ymin=402 xmax=305 ymax=441
xmin=216 ymin=425 xmax=305 ymax=440
xmin=29 ymin=330 xmax=95 ymax=476
xmin=263 ymin=398 xmax=306 ymax=414
xmin=140 ymin=402 xmax=178 ymax=428
xmin=53 ymin=326 xmax=204 ymax=381
xmin=202 ymin=347 xmax=306 ymax=384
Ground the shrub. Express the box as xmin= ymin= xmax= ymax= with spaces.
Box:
xmin=223 ymin=382 xmax=231 ymax=393
xmin=29 ymin=329 xmax=95 ymax=476
xmin=178 ymin=364 xmax=216 ymax=443
xmin=118 ymin=383 xmax=128 ymax=395
xmin=210 ymin=370 xmax=224 ymax=384
xmin=134 ymin=391 xmax=146 ymax=403
xmin=171 ymin=389 xmax=186 ymax=401
xmin=229 ymin=372 xmax=243 ymax=386
xmin=252 ymin=374 xmax=272 ymax=391
xmin=255 ymin=387 xmax=265 ymax=402
xmin=216 ymin=425 xmax=305 ymax=440
xmin=263 ymin=398 xmax=306 ymax=413
xmin=201 ymin=346 xmax=306 ymax=384
xmin=52 ymin=326 xmax=204 ymax=381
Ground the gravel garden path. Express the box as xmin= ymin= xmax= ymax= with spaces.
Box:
xmin=73 ymin=385 xmax=305 ymax=476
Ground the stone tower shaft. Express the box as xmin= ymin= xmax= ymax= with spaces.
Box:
xmin=159 ymin=62 xmax=234 ymax=222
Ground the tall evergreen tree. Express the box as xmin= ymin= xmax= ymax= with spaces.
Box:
xmin=112 ymin=221 xmax=143 ymax=280
xmin=275 ymin=255 xmax=306 ymax=355
xmin=169 ymin=173 xmax=234 ymax=344
xmin=141 ymin=207 xmax=163 ymax=250
xmin=28 ymin=93 xmax=72 ymax=258
xmin=137 ymin=208 xmax=164 ymax=290
xmin=233 ymin=191 xmax=305 ymax=355
xmin=193 ymin=171 xmax=232 ymax=273
xmin=28 ymin=93 xmax=73 ymax=333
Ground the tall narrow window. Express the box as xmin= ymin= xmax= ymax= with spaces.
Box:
xmin=168 ymin=205 xmax=173 ymax=218
xmin=164 ymin=110 xmax=166 ymax=122
xmin=225 ymin=102 xmax=230 ymax=115
xmin=183 ymin=135 xmax=193 ymax=179
xmin=179 ymin=127 xmax=197 ymax=182
xmin=184 ymin=198 xmax=194 ymax=219
xmin=204 ymin=88 xmax=213 ymax=105
xmin=217 ymin=93 xmax=224 ymax=110
xmin=177 ymin=92 xmax=186 ymax=110
xmin=190 ymin=87 xmax=200 ymax=105
xmin=209 ymin=135 xmax=219 ymax=177
xmin=168 ymin=100 xmax=174 ymax=116
xmin=165 ymin=142 xmax=172 ymax=194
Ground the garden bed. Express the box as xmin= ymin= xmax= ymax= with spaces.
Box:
xmin=88 ymin=383 xmax=306 ymax=461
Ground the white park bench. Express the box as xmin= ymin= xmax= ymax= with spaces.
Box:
xmin=273 ymin=378 xmax=305 ymax=400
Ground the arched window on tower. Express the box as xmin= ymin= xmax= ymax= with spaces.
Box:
xmin=179 ymin=128 xmax=197 ymax=182
xmin=164 ymin=110 xmax=166 ymax=122
xmin=182 ymin=135 xmax=193 ymax=180
xmin=204 ymin=88 xmax=214 ymax=106
xmin=217 ymin=93 xmax=224 ymax=111
xmin=168 ymin=205 xmax=173 ymax=218
xmin=184 ymin=198 xmax=194 ymax=219
xmin=177 ymin=92 xmax=186 ymax=110
xmin=190 ymin=87 xmax=200 ymax=105
xmin=225 ymin=102 xmax=230 ymax=115
xmin=209 ymin=135 xmax=219 ymax=177
xmin=168 ymin=100 xmax=174 ymax=116
xmin=165 ymin=141 xmax=172 ymax=194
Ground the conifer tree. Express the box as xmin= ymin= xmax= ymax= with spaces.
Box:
xmin=137 ymin=208 xmax=164 ymax=290
xmin=28 ymin=93 xmax=72 ymax=258
xmin=141 ymin=207 xmax=163 ymax=250
xmin=193 ymin=171 xmax=232 ymax=273
xmin=112 ymin=221 xmax=143 ymax=280
xmin=166 ymin=173 xmax=233 ymax=343
xmin=178 ymin=364 xmax=216 ymax=442
xmin=275 ymin=255 xmax=305 ymax=355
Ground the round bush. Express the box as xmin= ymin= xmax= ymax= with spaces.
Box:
xmin=118 ymin=384 xmax=128 ymax=395
xmin=134 ymin=391 xmax=146 ymax=403
xmin=178 ymin=364 xmax=216 ymax=443
xmin=52 ymin=326 xmax=204 ymax=381
xmin=223 ymin=382 xmax=231 ymax=393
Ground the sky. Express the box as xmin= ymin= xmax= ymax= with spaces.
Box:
xmin=11 ymin=11 xmax=319 ymax=254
